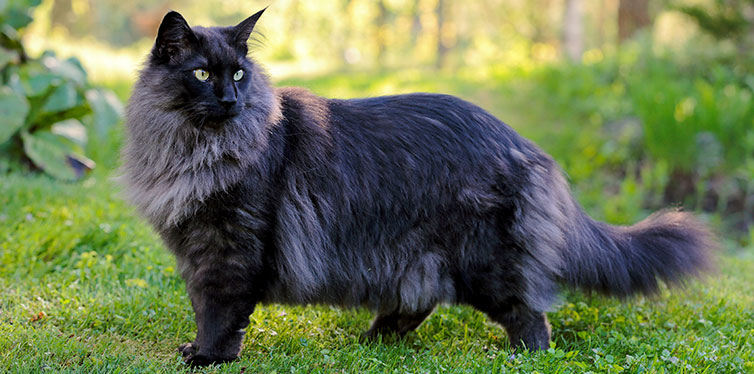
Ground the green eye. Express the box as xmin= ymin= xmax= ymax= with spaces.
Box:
xmin=193 ymin=69 xmax=209 ymax=82
xmin=233 ymin=70 xmax=244 ymax=81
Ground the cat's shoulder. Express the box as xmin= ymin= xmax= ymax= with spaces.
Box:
xmin=276 ymin=86 xmax=325 ymax=106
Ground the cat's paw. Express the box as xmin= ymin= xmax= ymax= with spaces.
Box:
xmin=359 ymin=328 xmax=402 ymax=344
xmin=184 ymin=353 xmax=237 ymax=367
xmin=178 ymin=342 xmax=196 ymax=355
xmin=359 ymin=328 xmax=381 ymax=343
xmin=178 ymin=342 xmax=237 ymax=367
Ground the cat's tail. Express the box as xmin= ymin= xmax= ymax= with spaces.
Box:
xmin=561 ymin=207 xmax=715 ymax=297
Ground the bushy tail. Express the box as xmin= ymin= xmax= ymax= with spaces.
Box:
xmin=562 ymin=209 xmax=715 ymax=297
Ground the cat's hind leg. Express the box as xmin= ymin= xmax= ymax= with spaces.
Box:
xmin=361 ymin=308 xmax=435 ymax=341
xmin=460 ymin=252 xmax=555 ymax=351
xmin=485 ymin=303 xmax=551 ymax=351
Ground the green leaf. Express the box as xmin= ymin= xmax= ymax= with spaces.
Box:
xmin=0 ymin=23 xmax=19 ymax=40
xmin=3 ymin=0 xmax=42 ymax=28
xmin=51 ymin=118 xmax=87 ymax=148
xmin=0 ymin=86 xmax=30 ymax=144
xmin=21 ymin=130 xmax=94 ymax=180
xmin=86 ymin=88 xmax=123 ymax=139
xmin=4 ymin=68 xmax=26 ymax=95
xmin=25 ymin=73 xmax=60 ymax=97
xmin=44 ymin=56 xmax=87 ymax=87
xmin=33 ymin=103 xmax=91 ymax=132
xmin=41 ymin=83 xmax=82 ymax=113
xmin=4 ymin=7 xmax=33 ymax=30
xmin=18 ymin=62 xmax=62 ymax=97
xmin=0 ymin=46 xmax=18 ymax=69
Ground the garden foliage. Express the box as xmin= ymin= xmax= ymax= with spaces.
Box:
xmin=0 ymin=0 xmax=122 ymax=180
xmin=523 ymin=40 xmax=754 ymax=239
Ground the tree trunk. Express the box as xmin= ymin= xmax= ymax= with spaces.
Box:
xmin=595 ymin=0 xmax=607 ymax=47
xmin=339 ymin=0 xmax=354 ymax=66
xmin=50 ymin=0 xmax=73 ymax=29
xmin=435 ymin=0 xmax=448 ymax=69
xmin=410 ymin=0 xmax=422 ymax=46
xmin=375 ymin=0 xmax=388 ymax=65
xmin=563 ymin=0 xmax=584 ymax=61
xmin=618 ymin=0 xmax=650 ymax=42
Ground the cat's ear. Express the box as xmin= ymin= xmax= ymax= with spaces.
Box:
xmin=153 ymin=11 xmax=197 ymax=62
xmin=230 ymin=7 xmax=267 ymax=53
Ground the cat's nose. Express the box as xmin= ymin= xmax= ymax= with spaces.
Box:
xmin=219 ymin=98 xmax=237 ymax=111
xmin=218 ymin=84 xmax=237 ymax=111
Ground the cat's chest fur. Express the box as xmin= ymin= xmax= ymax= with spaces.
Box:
xmin=128 ymin=149 xmax=248 ymax=229
xmin=120 ymin=84 xmax=275 ymax=230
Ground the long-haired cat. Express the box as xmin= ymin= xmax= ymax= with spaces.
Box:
xmin=121 ymin=9 xmax=714 ymax=366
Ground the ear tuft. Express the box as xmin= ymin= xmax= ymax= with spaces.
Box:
xmin=231 ymin=7 xmax=267 ymax=54
xmin=153 ymin=11 xmax=197 ymax=62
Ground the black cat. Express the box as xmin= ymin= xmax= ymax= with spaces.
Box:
xmin=121 ymin=8 xmax=714 ymax=366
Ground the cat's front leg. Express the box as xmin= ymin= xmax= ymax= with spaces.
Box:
xmin=179 ymin=263 xmax=258 ymax=366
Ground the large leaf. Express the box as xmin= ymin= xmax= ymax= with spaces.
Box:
xmin=21 ymin=130 xmax=94 ymax=180
xmin=0 ymin=86 xmax=30 ymax=144
xmin=41 ymin=83 xmax=83 ymax=113
xmin=18 ymin=61 xmax=62 ymax=97
xmin=86 ymin=88 xmax=123 ymax=139
xmin=51 ymin=118 xmax=87 ymax=148
xmin=3 ymin=0 xmax=42 ymax=30
xmin=4 ymin=68 xmax=26 ymax=95
xmin=3 ymin=6 xmax=33 ymax=30
xmin=44 ymin=56 xmax=87 ymax=87
xmin=13 ymin=0 xmax=43 ymax=7
xmin=0 ymin=46 xmax=18 ymax=69
xmin=0 ymin=25 xmax=25 ymax=56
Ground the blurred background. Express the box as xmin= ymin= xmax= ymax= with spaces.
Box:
xmin=2 ymin=0 xmax=754 ymax=251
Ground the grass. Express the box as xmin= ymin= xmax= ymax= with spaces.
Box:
xmin=1 ymin=69 xmax=753 ymax=373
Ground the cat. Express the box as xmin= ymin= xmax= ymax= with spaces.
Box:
xmin=121 ymin=8 xmax=714 ymax=366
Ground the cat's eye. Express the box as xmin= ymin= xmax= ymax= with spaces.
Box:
xmin=233 ymin=70 xmax=244 ymax=81
xmin=193 ymin=69 xmax=210 ymax=82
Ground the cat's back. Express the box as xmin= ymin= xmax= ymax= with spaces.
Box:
xmin=331 ymin=92 xmax=519 ymax=145
xmin=327 ymin=91 xmax=550 ymax=170
xmin=274 ymin=87 xmax=550 ymax=199
xmin=276 ymin=87 xmax=534 ymax=155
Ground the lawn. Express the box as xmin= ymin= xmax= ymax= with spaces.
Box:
xmin=1 ymin=70 xmax=753 ymax=373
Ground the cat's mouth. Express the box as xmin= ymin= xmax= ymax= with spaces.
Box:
xmin=200 ymin=110 xmax=241 ymax=129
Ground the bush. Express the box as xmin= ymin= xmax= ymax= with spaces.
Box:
xmin=0 ymin=0 xmax=123 ymax=180
xmin=524 ymin=41 xmax=754 ymax=236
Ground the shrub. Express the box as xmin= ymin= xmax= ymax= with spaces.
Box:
xmin=0 ymin=0 xmax=122 ymax=180
xmin=524 ymin=41 xmax=754 ymax=236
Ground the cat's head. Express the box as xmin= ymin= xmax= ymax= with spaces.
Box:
xmin=122 ymin=9 xmax=281 ymax=227
xmin=139 ymin=8 xmax=273 ymax=129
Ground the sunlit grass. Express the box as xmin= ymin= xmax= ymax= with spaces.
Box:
xmin=1 ymin=170 xmax=752 ymax=373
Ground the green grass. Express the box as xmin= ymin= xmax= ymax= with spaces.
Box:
xmin=1 ymin=69 xmax=753 ymax=373
xmin=1 ymin=173 xmax=752 ymax=373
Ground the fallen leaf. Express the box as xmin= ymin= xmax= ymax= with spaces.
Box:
xmin=30 ymin=311 xmax=46 ymax=322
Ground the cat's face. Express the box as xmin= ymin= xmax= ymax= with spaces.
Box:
xmin=145 ymin=9 xmax=268 ymax=129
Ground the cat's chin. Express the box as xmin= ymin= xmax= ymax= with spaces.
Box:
xmin=198 ymin=115 xmax=238 ymax=130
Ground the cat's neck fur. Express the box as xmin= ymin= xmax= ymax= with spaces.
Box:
xmin=120 ymin=74 xmax=282 ymax=229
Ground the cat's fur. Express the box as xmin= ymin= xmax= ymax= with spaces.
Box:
xmin=121 ymin=9 xmax=715 ymax=366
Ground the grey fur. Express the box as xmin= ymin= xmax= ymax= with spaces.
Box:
xmin=120 ymin=59 xmax=281 ymax=228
